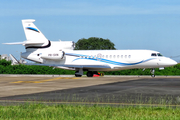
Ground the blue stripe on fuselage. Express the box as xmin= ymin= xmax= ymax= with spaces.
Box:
xmin=65 ymin=53 xmax=155 ymax=66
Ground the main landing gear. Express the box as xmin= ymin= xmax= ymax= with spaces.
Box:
xmin=75 ymin=73 xmax=82 ymax=77
xmin=75 ymin=69 xmax=83 ymax=77
xmin=87 ymin=71 xmax=93 ymax=77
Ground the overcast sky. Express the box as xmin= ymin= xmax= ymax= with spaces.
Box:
xmin=1 ymin=0 xmax=180 ymax=61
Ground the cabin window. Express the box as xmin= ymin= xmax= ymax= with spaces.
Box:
xmin=117 ymin=55 xmax=119 ymax=58
xmin=128 ymin=55 xmax=131 ymax=58
xmin=113 ymin=55 xmax=116 ymax=58
xmin=125 ymin=55 xmax=127 ymax=58
xmin=102 ymin=55 xmax=104 ymax=58
xmin=110 ymin=55 xmax=112 ymax=58
xmin=121 ymin=55 xmax=123 ymax=58
xmin=106 ymin=55 xmax=108 ymax=58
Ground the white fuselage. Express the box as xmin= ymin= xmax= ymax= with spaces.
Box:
xmin=21 ymin=41 xmax=177 ymax=71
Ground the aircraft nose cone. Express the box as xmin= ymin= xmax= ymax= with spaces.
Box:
xmin=170 ymin=59 xmax=177 ymax=66
xmin=159 ymin=58 xmax=177 ymax=67
xmin=166 ymin=58 xmax=177 ymax=66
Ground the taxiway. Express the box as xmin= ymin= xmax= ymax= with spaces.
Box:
xmin=0 ymin=75 xmax=180 ymax=105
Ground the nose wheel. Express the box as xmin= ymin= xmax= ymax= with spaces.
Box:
xmin=150 ymin=68 xmax=155 ymax=77
xmin=151 ymin=74 xmax=155 ymax=77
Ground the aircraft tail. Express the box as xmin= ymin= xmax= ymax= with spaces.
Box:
xmin=22 ymin=19 xmax=48 ymax=44
xmin=3 ymin=19 xmax=49 ymax=46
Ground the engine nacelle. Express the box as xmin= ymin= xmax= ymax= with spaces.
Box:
xmin=41 ymin=51 xmax=65 ymax=60
xmin=58 ymin=41 xmax=75 ymax=50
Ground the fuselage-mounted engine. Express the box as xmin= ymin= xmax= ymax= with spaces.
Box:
xmin=41 ymin=51 xmax=65 ymax=60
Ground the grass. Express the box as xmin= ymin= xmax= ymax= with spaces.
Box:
xmin=1 ymin=94 xmax=179 ymax=119
xmin=0 ymin=103 xmax=180 ymax=119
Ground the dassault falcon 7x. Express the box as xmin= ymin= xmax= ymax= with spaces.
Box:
xmin=4 ymin=19 xmax=177 ymax=77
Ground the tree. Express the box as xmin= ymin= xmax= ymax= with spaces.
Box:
xmin=74 ymin=37 xmax=116 ymax=50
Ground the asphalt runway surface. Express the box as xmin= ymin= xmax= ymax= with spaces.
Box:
xmin=0 ymin=75 xmax=180 ymax=105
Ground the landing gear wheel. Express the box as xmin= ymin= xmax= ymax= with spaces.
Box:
xmin=75 ymin=71 xmax=82 ymax=77
xmin=151 ymin=74 xmax=155 ymax=78
xmin=150 ymin=68 xmax=155 ymax=78
xmin=87 ymin=71 xmax=93 ymax=77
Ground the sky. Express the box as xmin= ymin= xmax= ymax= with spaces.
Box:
xmin=1 ymin=0 xmax=180 ymax=62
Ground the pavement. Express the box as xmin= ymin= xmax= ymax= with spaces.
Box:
xmin=0 ymin=75 xmax=180 ymax=106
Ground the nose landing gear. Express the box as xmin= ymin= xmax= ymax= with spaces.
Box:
xmin=150 ymin=68 xmax=155 ymax=77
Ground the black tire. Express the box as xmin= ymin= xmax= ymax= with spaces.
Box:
xmin=87 ymin=71 xmax=93 ymax=77
xmin=75 ymin=71 xmax=82 ymax=77
xmin=151 ymin=75 xmax=155 ymax=78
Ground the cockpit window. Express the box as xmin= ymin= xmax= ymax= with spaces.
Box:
xmin=151 ymin=53 xmax=157 ymax=56
xmin=157 ymin=53 xmax=163 ymax=56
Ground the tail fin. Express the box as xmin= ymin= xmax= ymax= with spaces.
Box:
xmin=3 ymin=19 xmax=48 ymax=45
xmin=22 ymin=19 xmax=48 ymax=44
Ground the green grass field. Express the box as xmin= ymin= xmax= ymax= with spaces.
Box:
xmin=0 ymin=103 xmax=180 ymax=120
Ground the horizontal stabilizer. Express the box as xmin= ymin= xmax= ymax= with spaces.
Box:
xmin=3 ymin=40 xmax=44 ymax=45
xmin=3 ymin=19 xmax=49 ymax=48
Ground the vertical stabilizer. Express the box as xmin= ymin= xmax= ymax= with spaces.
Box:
xmin=22 ymin=19 xmax=48 ymax=44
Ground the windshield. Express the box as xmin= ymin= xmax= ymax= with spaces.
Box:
xmin=157 ymin=53 xmax=163 ymax=57
xmin=151 ymin=53 xmax=157 ymax=56
xmin=151 ymin=53 xmax=163 ymax=57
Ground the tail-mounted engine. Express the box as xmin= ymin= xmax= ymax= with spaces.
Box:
xmin=41 ymin=51 xmax=65 ymax=60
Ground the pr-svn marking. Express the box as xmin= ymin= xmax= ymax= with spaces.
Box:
xmin=10 ymin=77 xmax=79 ymax=84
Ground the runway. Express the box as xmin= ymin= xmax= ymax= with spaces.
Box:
xmin=0 ymin=75 xmax=180 ymax=105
